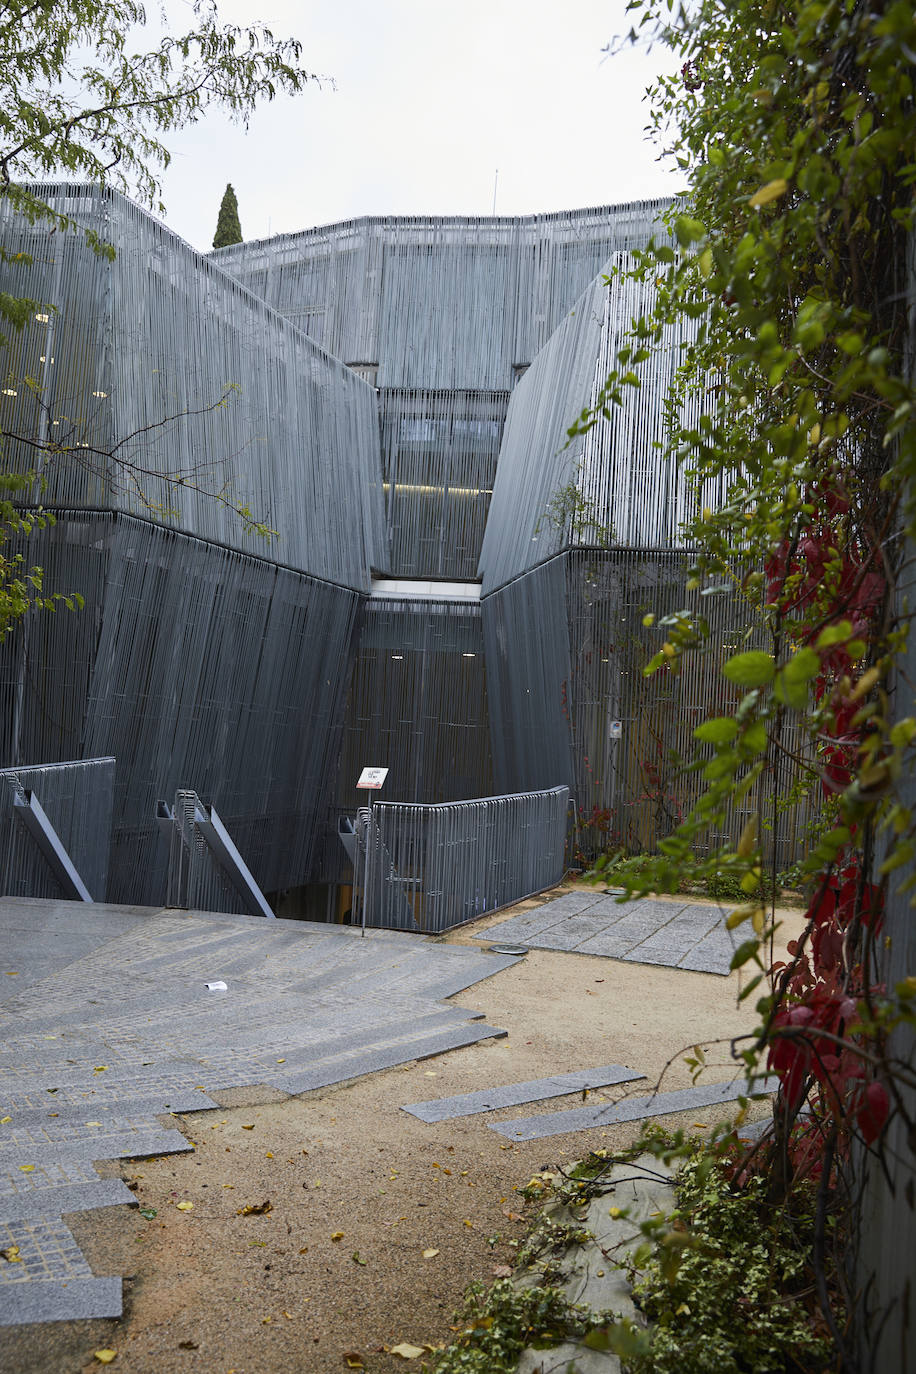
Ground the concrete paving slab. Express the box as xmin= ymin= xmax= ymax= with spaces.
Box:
xmin=0 ymin=1275 xmax=122 ymax=1323
xmin=0 ymin=1178 xmax=136 ymax=1223
xmin=479 ymin=893 xmax=737 ymax=976
xmin=489 ymin=1076 xmax=780 ymax=1140
xmin=401 ymin=1064 xmax=646 ymax=1122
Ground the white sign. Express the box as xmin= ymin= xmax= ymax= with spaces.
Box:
xmin=609 ymin=720 xmax=622 ymax=740
xmin=356 ymin=766 xmax=389 ymax=790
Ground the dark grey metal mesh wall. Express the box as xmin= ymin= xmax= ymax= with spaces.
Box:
xmin=0 ymin=512 xmax=361 ymax=903
xmin=483 ymin=549 xmax=816 ymax=867
xmin=0 ymin=184 xmax=387 ymax=589
xmin=318 ymin=595 xmax=491 ymax=883
xmin=213 ymin=203 xmax=669 ymax=579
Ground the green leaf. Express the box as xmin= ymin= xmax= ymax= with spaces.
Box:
xmin=693 ymin=717 xmax=739 ymax=744
xmin=730 ymin=939 xmax=761 ymax=971
xmin=783 ymin=646 xmax=821 ymax=683
xmin=722 ymin=652 xmax=774 ymax=687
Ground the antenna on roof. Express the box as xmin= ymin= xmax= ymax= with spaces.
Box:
xmin=492 ymin=168 xmax=499 ymax=217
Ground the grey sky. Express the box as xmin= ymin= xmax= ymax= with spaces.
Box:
xmin=158 ymin=0 xmax=683 ymax=253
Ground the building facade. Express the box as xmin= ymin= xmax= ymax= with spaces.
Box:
xmin=0 ymin=185 xmax=784 ymax=912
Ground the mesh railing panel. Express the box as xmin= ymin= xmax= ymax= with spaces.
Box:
xmin=356 ymin=787 xmax=569 ymax=933
xmin=0 ymin=756 xmax=114 ymax=901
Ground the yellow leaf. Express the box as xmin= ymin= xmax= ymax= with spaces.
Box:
xmin=390 ymin=1344 xmax=426 ymax=1360
xmin=266 ymin=1152 xmax=274 ymax=1159
xmin=331 ymin=1230 xmax=344 ymax=1241
xmin=5 ymin=970 xmax=18 ymax=975
xmin=19 ymin=1164 xmax=35 ymax=1173
xmin=86 ymin=1121 xmax=103 ymax=1128
xmin=0 ymin=1116 xmax=11 ymax=1123
xmin=93 ymin=1352 xmax=117 ymax=1365
xmin=343 ymin=1354 xmax=365 ymax=1370
xmin=242 ymin=1123 xmax=255 ymax=1130
xmin=462 ymin=1218 xmax=473 ymax=1228
xmin=276 ymin=1058 xmax=286 ymax=1063
xmin=237 ymin=1200 xmax=272 ymax=1216
xmin=726 ymin=903 xmax=759 ymax=930
xmin=1 ymin=1245 xmax=22 ymax=1262
xmin=609 ymin=1206 xmax=623 ymax=1219
xmin=736 ymin=816 xmax=757 ymax=857
xmin=422 ymin=1248 xmax=439 ymax=1259
xmin=748 ymin=178 xmax=788 ymax=208
xmin=93 ymin=1066 xmax=108 ymax=1073
xmin=176 ymin=1201 xmax=194 ymax=1212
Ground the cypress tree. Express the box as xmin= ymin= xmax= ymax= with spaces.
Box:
xmin=212 ymin=183 xmax=243 ymax=248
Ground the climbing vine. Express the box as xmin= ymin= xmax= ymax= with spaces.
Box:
xmin=574 ymin=0 xmax=916 ymax=1362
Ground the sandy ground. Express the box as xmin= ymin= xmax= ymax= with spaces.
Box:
xmin=2 ymin=892 xmax=806 ymax=1374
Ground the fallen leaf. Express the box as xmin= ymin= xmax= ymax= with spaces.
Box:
xmin=330 ymin=1230 xmax=344 ymax=1241
xmin=422 ymin=1248 xmax=439 ymax=1259
xmin=176 ymin=1201 xmax=194 ymax=1212
xmin=93 ymin=1066 xmax=108 ymax=1073
xmin=86 ymin=1121 xmax=103 ymax=1128
xmin=462 ymin=1219 xmax=473 ymax=1228
xmin=352 ymin=1251 xmax=367 ymax=1265
xmin=492 ymin=1264 xmax=513 ymax=1278
xmin=0 ymin=1116 xmax=10 ymax=1124
xmin=262 ymin=1317 xmax=272 ymax=1325
xmin=93 ymin=1352 xmax=117 ymax=1365
xmin=423 ymin=1071 xmax=437 ymax=1077
xmin=390 ymin=1343 xmax=426 ymax=1360
xmin=501 ymin=1209 xmax=523 ymax=1221
xmin=298 ymin=1246 xmax=309 ymax=1254
xmin=248 ymin=1240 xmax=267 ymax=1247
xmin=19 ymin=1164 xmax=34 ymax=1173
xmin=265 ymin=1152 xmax=274 ymax=1159
xmin=1 ymin=1245 xmax=22 ymax=1262
xmin=178 ymin=1340 xmax=198 ymax=1350
xmin=237 ymin=1200 xmax=272 ymax=1216
xmin=342 ymin=1353 xmax=365 ymax=1370
xmin=5 ymin=970 xmax=18 ymax=975
xmin=139 ymin=1208 xmax=157 ymax=1220
xmin=242 ymin=1124 xmax=255 ymax=1130
xmin=282 ymin=1311 xmax=293 ymax=1319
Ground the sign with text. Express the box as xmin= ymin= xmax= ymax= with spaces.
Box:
xmin=356 ymin=766 xmax=389 ymax=790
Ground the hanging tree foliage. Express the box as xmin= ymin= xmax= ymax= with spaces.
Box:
xmin=212 ymin=182 xmax=242 ymax=248
xmin=573 ymin=0 xmax=916 ymax=1364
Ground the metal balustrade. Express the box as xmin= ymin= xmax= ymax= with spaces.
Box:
xmin=159 ymin=789 xmax=274 ymax=919
xmin=0 ymin=757 xmax=114 ymax=901
xmin=349 ymin=786 xmax=569 ymax=933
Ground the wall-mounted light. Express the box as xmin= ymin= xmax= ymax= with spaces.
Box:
xmin=1 ymin=389 xmax=16 ymax=397
xmin=462 ymin=652 xmax=476 ymax=658
xmin=92 ymin=391 xmax=108 ymax=399
xmin=391 ymin=654 xmax=404 ymax=660
xmin=39 ymin=355 xmax=54 ymax=365
xmin=34 ymin=313 xmax=49 ymax=324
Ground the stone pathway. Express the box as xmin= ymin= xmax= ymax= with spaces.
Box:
xmin=401 ymin=1065 xmax=646 ymax=1123
xmin=0 ymin=898 xmax=516 ymax=1326
xmin=478 ymin=891 xmax=740 ymax=975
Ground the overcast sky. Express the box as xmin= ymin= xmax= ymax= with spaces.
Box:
xmin=158 ymin=0 xmax=684 ymax=253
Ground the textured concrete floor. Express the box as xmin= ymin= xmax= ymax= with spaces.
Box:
xmin=0 ymin=898 xmax=516 ymax=1326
